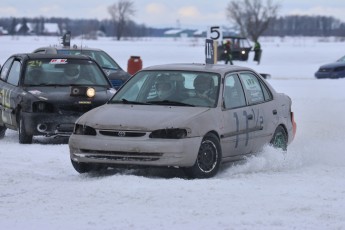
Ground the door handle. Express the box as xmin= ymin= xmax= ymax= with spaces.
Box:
xmin=247 ymin=114 xmax=253 ymax=120
xmin=272 ymin=109 xmax=277 ymax=115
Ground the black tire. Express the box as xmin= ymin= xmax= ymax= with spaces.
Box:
xmin=0 ymin=125 xmax=6 ymax=139
xmin=184 ymin=133 xmax=221 ymax=179
xmin=71 ymin=159 xmax=104 ymax=174
xmin=18 ymin=115 xmax=33 ymax=144
xmin=270 ymin=126 xmax=288 ymax=151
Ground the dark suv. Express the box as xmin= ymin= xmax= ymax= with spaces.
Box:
xmin=33 ymin=46 xmax=131 ymax=89
xmin=217 ymin=36 xmax=252 ymax=61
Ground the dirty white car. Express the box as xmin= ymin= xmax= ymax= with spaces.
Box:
xmin=69 ymin=63 xmax=297 ymax=178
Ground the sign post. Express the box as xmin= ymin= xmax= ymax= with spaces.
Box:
xmin=205 ymin=39 xmax=217 ymax=64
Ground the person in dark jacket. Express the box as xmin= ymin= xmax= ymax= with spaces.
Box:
xmin=253 ymin=40 xmax=262 ymax=64
xmin=224 ymin=40 xmax=233 ymax=65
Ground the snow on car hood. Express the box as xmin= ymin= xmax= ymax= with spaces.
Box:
xmin=78 ymin=104 xmax=212 ymax=131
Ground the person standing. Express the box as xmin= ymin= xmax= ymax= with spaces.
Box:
xmin=224 ymin=40 xmax=233 ymax=65
xmin=253 ymin=40 xmax=262 ymax=64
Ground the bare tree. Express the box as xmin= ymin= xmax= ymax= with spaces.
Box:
xmin=226 ymin=0 xmax=280 ymax=42
xmin=108 ymin=0 xmax=135 ymax=40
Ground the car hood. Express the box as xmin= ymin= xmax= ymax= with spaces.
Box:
xmin=319 ymin=61 xmax=345 ymax=69
xmin=78 ymin=104 xmax=212 ymax=131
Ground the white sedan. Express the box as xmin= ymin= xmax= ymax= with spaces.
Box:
xmin=69 ymin=63 xmax=297 ymax=178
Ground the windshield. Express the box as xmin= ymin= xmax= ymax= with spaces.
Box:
xmin=57 ymin=49 xmax=120 ymax=70
xmin=23 ymin=58 xmax=110 ymax=86
xmin=110 ymin=70 xmax=220 ymax=107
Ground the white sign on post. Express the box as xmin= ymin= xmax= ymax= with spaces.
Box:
xmin=207 ymin=26 xmax=223 ymax=43
xmin=205 ymin=26 xmax=222 ymax=64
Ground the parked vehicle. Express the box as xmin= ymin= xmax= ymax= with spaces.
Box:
xmin=0 ymin=53 xmax=115 ymax=144
xmin=69 ymin=63 xmax=296 ymax=178
xmin=217 ymin=36 xmax=252 ymax=61
xmin=315 ymin=55 xmax=345 ymax=79
xmin=33 ymin=46 xmax=131 ymax=89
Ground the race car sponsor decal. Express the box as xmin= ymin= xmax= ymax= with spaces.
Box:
xmin=78 ymin=101 xmax=91 ymax=104
xmin=49 ymin=59 xmax=68 ymax=64
xmin=27 ymin=60 xmax=42 ymax=67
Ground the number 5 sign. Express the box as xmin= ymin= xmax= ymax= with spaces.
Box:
xmin=207 ymin=26 xmax=223 ymax=42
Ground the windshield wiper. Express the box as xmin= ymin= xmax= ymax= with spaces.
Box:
xmin=149 ymin=100 xmax=195 ymax=107
xmin=109 ymin=99 xmax=151 ymax=105
xmin=28 ymin=83 xmax=67 ymax=87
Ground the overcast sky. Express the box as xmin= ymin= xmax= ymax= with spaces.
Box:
xmin=2 ymin=0 xmax=345 ymax=28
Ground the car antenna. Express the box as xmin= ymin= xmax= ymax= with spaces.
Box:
xmin=81 ymin=33 xmax=83 ymax=52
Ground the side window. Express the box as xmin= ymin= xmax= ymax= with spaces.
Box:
xmin=7 ymin=60 xmax=21 ymax=86
xmin=0 ymin=57 xmax=14 ymax=81
xmin=260 ymin=81 xmax=273 ymax=101
xmin=239 ymin=72 xmax=265 ymax=105
xmin=223 ymin=74 xmax=246 ymax=109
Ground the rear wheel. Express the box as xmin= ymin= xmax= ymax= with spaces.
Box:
xmin=18 ymin=115 xmax=33 ymax=144
xmin=184 ymin=133 xmax=221 ymax=179
xmin=270 ymin=126 xmax=288 ymax=151
xmin=0 ymin=125 xmax=6 ymax=139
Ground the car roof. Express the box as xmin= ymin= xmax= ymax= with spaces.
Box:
xmin=13 ymin=53 xmax=94 ymax=61
xmin=141 ymin=63 xmax=256 ymax=75
xmin=35 ymin=46 xmax=103 ymax=52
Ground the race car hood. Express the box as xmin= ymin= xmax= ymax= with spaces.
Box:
xmin=319 ymin=61 xmax=345 ymax=69
xmin=78 ymin=104 xmax=212 ymax=131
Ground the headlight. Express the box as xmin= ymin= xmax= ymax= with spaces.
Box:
xmin=74 ymin=124 xmax=96 ymax=135
xmin=86 ymin=87 xmax=96 ymax=98
xmin=149 ymin=128 xmax=188 ymax=139
xmin=32 ymin=101 xmax=54 ymax=113
xmin=241 ymin=50 xmax=246 ymax=54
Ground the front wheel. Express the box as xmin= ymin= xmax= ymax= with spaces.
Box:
xmin=184 ymin=133 xmax=221 ymax=179
xmin=270 ymin=126 xmax=288 ymax=151
xmin=18 ymin=115 xmax=33 ymax=144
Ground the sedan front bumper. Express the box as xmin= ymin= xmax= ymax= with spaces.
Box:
xmin=69 ymin=134 xmax=202 ymax=167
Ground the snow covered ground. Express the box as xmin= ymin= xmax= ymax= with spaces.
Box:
xmin=0 ymin=35 xmax=345 ymax=230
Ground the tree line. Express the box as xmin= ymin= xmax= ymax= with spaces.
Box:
xmin=0 ymin=15 xmax=344 ymax=38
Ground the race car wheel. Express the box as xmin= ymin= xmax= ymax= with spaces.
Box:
xmin=0 ymin=126 xmax=6 ymax=139
xmin=270 ymin=125 xmax=288 ymax=151
xmin=185 ymin=133 xmax=221 ymax=179
xmin=18 ymin=115 xmax=33 ymax=144
xmin=71 ymin=159 xmax=97 ymax=173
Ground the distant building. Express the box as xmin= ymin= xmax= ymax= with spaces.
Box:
xmin=42 ymin=23 xmax=60 ymax=36
xmin=193 ymin=30 xmax=206 ymax=38
xmin=164 ymin=29 xmax=200 ymax=38
xmin=14 ymin=22 xmax=60 ymax=35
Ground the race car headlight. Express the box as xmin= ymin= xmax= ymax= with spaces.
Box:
xmin=241 ymin=50 xmax=246 ymax=54
xmin=74 ymin=124 xmax=96 ymax=135
xmin=149 ymin=128 xmax=188 ymax=139
xmin=86 ymin=87 xmax=96 ymax=98
xmin=32 ymin=101 xmax=54 ymax=113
